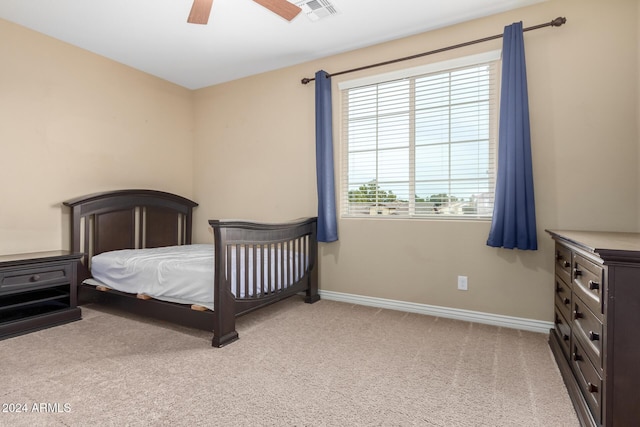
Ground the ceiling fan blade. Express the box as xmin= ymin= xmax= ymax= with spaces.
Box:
xmin=188 ymin=0 xmax=214 ymax=25
xmin=252 ymin=0 xmax=302 ymax=21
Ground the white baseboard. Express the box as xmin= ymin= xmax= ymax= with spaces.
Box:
xmin=318 ymin=290 xmax=553 ymax=334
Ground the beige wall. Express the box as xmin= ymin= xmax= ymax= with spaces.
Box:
xmin=0 ymin=19 xmax=195 ymax=255
xmin=192 ymin=70 xmax=317 ymax=240
xmin=1 ymin=0 xmax=637 ymax=323
xmin=192 ymin=0 xmax=639 ymax=322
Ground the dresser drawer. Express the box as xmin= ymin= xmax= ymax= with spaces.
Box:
xmin=572 ymin=296 xmax=603 ymax=371
xmin=0 ymin=263 xmax=71 ymax=294
xmin=572 ymin=254 xmax=604 ymax=320
xmin=553 ymin=306 xmax=571 ymax=359
xmin=554 ymin=275 xmax=572 ymax=322
xmin=571 ymin=339 xmax=602 ymax=425
xmin=555 ymin=244 xmax=572 ymax=284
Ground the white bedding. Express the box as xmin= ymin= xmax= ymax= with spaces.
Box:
xmin=86 ymin=244 xmax=303 ymax=311
xmin=87 ymin=244 xmax=216 ymax=310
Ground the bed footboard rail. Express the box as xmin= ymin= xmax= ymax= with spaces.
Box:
xmin=208 ymin=217 xmax=319 ymax=347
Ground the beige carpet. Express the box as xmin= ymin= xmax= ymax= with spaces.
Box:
xmin=1 ymin=297 xmax=578 ymax=426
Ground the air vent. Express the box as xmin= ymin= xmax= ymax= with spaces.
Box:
xmin=295 ymin=0 xmax=339 ymax=22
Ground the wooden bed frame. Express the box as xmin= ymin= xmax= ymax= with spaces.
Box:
xmin=63 ymin=189 xmax=319 ymax=347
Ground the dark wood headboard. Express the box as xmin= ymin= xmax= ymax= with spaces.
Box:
xmin=63 ymin=189 xmax=198 ymax=277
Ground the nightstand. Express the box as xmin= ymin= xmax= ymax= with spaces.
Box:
xmin=0 ymin=251 xmax=83 ymax=340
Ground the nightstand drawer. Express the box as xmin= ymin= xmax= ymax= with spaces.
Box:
xmin=0 ymin=264 xmax=71 ymax=294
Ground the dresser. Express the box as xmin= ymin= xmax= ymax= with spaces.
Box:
xmin=0 ymin=251 xmax=82 ymax=340
xmin=546 ymin=230 xmax=640 ymax=427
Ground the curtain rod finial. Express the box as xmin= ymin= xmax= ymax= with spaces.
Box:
xmin=551 ymin=17 xmax=567 ymax=27
xmin=301 ymin=77 xmax=312 ymax=85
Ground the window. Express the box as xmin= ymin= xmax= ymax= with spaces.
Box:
xmin=339 ymin=51 xmax=500 ymax=219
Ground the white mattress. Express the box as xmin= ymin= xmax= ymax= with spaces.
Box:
xmin=87 ymin=244 xmax=216 ymax=310
xmin=85 ymin=244 xmax=303 ymax=310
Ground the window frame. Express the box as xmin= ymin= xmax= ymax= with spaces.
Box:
xmin=338 ymin=50 xmax=501 ymax=220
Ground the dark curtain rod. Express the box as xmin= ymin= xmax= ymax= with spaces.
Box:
xmin=300 ymin=16 xmax=567 ymax=85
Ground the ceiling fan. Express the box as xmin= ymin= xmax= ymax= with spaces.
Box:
xmin=187 ymin=0 xmax=302 ymax=25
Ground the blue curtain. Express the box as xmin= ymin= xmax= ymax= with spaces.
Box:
xmin=315 ymin=70 xmax=338 ymax=242
xmin=486 ymin=22 xmax=537 ymax=250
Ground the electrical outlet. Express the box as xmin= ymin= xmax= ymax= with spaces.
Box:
xmin=457 ymin=275 xmax=468 ymax=291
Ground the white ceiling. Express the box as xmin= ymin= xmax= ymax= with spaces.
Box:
xmin=0 ymin=0 xmax=546 ymax=89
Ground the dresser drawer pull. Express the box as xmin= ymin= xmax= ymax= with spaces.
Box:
xmin=587 ymin=382 xmax=598 ymax=393
xmin=563 ymin=297 xmax=570 ymax=305
xmin=573 ymin=309 xmax=583 ymax=320
xmin=588 ymin=331 xmax=600 ymax=341
xmin=30 ymin=274 xmax=41 ymax=282
xmin=588 ymin=280 xmax=600 ymax=290
xmin=563 ymin=334 xmax=570 ymax=341
xmin=563 ymin=261 xmax=570 ymax=268
xmin=572 ymin=352 xmax=583 ymax=362
xmin=573 ymin=268 xmax=582 ymax=278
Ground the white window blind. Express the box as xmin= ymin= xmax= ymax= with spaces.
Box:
xmin=340 ymin=52 xmax=499 ymax=219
